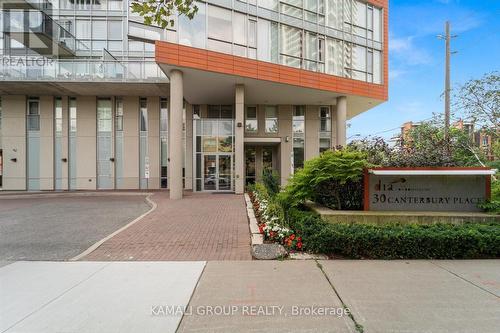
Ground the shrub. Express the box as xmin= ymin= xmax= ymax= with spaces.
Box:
xmin=286 ymin=208 xmax=500 ymax=259
xmin=262 ymin=169 xmax=281 ymax=198
xmin=479 ymin=178 xmax=500 ymax=214
xmin=279 ymin=149 xmax=370 ymax=209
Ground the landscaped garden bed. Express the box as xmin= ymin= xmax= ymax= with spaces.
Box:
xmin=247 ymin=147 xmax=500 ymax=260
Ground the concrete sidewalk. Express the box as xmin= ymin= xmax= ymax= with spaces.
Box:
xmin=0 ymin=260 xmax=499 ymax=333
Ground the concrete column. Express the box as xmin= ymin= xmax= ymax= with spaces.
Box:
xmin=336 ymin=96 xmax=347 ymax=147
xmin=235 ymin=84 xmax=245 ymax=194
xmin=169 ymin=69 xmax=184 ymax=199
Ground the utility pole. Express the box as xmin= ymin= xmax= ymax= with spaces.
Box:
xmin=438 ymin=21 xmax=457 ymax=146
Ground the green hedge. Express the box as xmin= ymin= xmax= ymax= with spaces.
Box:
xmin=287 ymin=208 xmax=500 ymax=259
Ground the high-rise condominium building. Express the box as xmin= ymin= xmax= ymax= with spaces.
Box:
xmin=0 ymin=0 xmax=388 ymax=198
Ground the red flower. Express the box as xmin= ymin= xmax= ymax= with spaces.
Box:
xmin=297 ymin=237 xmax=302 ymax=242
xmin=289 ymin=234 xmax=295 ymax=241
xmin=297 ymin=242 xmax=303 ymax=249
xmin=258 ymin=225 xmax=264 ymax=234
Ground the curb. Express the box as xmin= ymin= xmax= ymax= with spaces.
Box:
xmin=244 ymin=193 xmax=263 ymax=245
xmin=69 ymin=193 xmax=158 ymax=261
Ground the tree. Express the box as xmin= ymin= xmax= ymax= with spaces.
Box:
xmin=130 ymin=0 xmax=198 ymax=28
xmin=454 ymin=72 xmax=499 ymax=139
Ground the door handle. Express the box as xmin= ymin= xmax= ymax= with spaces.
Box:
xmin=110 ymin=157 xmax=115 ymax=162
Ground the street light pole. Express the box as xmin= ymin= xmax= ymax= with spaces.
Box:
xmin=438 ymin=21 xmax=457 ymax=150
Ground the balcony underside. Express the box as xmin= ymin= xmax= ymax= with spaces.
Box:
xmin=158 ymin=63 xmax=383 ymax=119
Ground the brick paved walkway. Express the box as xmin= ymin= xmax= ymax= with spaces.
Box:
xmin=83 ymin=192 xmax=252 ymax=261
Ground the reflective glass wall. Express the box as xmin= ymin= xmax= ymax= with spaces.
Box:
xmin=174 ymin=0 xmax=384 ymax=84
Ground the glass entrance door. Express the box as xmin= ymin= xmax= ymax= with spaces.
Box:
xmin=202 ymin=154 xmax=232 ymax=191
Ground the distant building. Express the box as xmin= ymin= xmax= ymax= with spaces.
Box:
xmin=399 ymin=119 xmax=495 ymax=160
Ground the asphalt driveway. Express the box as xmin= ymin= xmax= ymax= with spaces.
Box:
xmin=0 ymin=193 xmax=151 ymax=261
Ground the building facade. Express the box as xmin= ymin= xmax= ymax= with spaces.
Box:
xmin=0 ymin=0 xmax=388 ymax=197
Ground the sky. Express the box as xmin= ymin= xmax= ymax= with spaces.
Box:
xmin=348 ymin=0 xmax=500 ymax=141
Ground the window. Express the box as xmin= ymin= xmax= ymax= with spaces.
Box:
xmin=179 ymin=2 xmax=206 ymax=48
xmin=257 ymin=19 xmax=278 ymax=62
xmin=160 ymin=98 xmax=168 ymax=188
xmin=263 ymin=147 xmax=273 ymax=170
xmin=108 ymin=0 xmax=123 ymax=10
xmin=319 ymin=106 xmax=331 ymax=153
xmin=76 ymin=20 xmax=90 ymax=39
xmin=97 ymin=99 xmax=112 ymax=132
xmin=280 ymin=25 xmax=302 ymax=68
xmin=293 ymin=106 xmax=305 ymax=134
xmin=207 ymin=105 xmax=234 ymax=119
xmin=69 ymin=98 xmax=77 ymax=132
xmin=107 ymin=21 xmax=122 ymax=40
xmin=92 ymin=20 xmax=106 ymax=39
xmin=293 ymin=106 xmax=305 ymax=170
xmin=208 ymin=5 xmax=232 ymax=43
xmin=55 ymin=98 xmax=63 ymax=133
xmin=245 ymin=147 xmax=256 ymax=186
xmin=373 ymin=50 xmax=382 ymax=84
xmin=140 ymin=98 xmax=147 ymax=131
xmin=115 ymin=98 xmax=123 ymax=131
xmin=233 ymin=12 xmax=247 ymax=46
xmin=27 ymin=98 xmax=40 ymax=131
xmin=245 ymin=106 xmax=258 ymax=132
xmin=258 ymin=0 xmax=278 ymax=11
xmin=265 ymin=106 xmax=278 ymax=133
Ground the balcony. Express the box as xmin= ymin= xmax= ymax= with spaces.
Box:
xmin=0 ymin=58 xmax=168 ymax=83
xmin=0 ymin=0 xmax=53 ymax=12
xmin=2 ymin=9 xmax=85 ymax=56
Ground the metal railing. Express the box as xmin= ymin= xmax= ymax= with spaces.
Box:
xmin=0 ymin=58 xmax=169 ymax=82
xmin=2 ymin=9 xmax=88 ymax=54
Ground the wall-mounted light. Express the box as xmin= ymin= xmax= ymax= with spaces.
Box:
xmin=109 ymin=157 xmax=115 ymax=162
xmin=237 ymin=122 xmax=243 ymax=128
xmin=285 ymin=136 xmax=290 ymax=143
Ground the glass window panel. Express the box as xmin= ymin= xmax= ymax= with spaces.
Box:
xmin=353 ymin=44 xmax=366 ymax=72
xmin=208 ymin=105 xmax=220 ymax=118
xmin=203 ymin=120 xmax=218 ymax=135
xmin=304 ymin=31 xmax=317 ymax=61
xmin=207 ymin=38 xmax=232 ymax=54
xmin=319 ymin=138 xmax=331 ymax=152
xmin=326 ymin=0 xmax=342 ymax=30
xmin=248 ymin=20 xmax=257 ymax=48
xmin=354 ymin=1 xmax=367 ymax=28
xmin=97 ymin=99 xmax=112 ymax=132
xmin=373 ymin=50 xmax=382 ymax=84
xmin=304 ymin=0 xmax=318 ymax=12
xmin=373 ymin=7 xmax=381 ymax=42
xmin=258 ymin=0 xmax=278 ymax=11
xmin=233 ymin=12 xmax=247 ymax=45
xmin=262 ymin=147 xmax=273 ymax=170
xmin=218 ymin=136 xmax=233 ymax=152
xmin=221 ymin=105 xmax=233 ymax=118
xmin=108 ymin=21 xmax=122 ymax=40
xmin=203 ymin=136 xmax=217 ymax=152
xmin=140 ymin=98 xmax=147 ymax=131
xmin=179 ymin=2 xmax=206 ymax=48
xmin=92 ymin=20 xmax=106 ymax=39
xmin=76 ymin=20 xmax=90 ymax=39
xmin=108 ymin=0 xmax=123 ymax=10
xmin=208 ymin=5 xmax=232 ymax=42
xmin=280 ymin=25 xmax=302 ymax=58
xmin=218 ymin=120 xmax=233 ymax=136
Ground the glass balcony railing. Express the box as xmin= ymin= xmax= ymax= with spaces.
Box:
xmin=2 ymin=9 xmax=87 ymax=54
xmin=0 ymin=59 xmax=169 ymax=82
